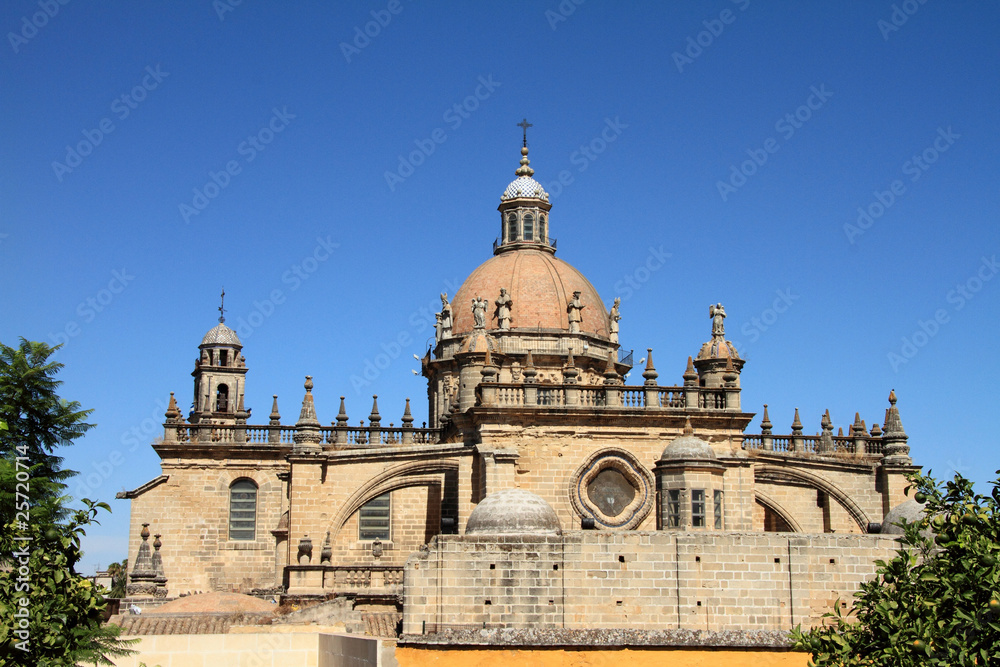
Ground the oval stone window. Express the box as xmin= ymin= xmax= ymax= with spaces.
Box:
xmin=586 ymin=468 xmax=636 ymax=518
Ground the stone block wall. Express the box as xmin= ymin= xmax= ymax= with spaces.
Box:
xmin=402 ymin=531 xmax=899 ymax=635
xmin=125 ymin=461 xmax=286 ymax=594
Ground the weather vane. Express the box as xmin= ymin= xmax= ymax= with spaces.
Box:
xmin=218 ymin=288 xmax=226 ymax=323
xmin=517 ymin=118 xmax=532 ymax=148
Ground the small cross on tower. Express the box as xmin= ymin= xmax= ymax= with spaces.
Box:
xmin=517 ymin=118 xmax=532 ymax=148
xmin=218 ymin=288 xmax=226 ymax=323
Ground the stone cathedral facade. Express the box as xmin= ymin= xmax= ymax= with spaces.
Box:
xmin=119 ymin=141 xmax=919 ymax=634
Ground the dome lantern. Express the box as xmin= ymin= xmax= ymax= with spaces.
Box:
xmin=496 ymin=121 xmax=554 ymax=255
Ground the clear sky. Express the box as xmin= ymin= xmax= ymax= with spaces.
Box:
xmin=2 ymin=1 xmax=998 ymax=573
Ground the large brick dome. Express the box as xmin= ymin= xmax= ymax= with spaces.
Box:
xmin=451 ymin=248 xmax=610 ymax=337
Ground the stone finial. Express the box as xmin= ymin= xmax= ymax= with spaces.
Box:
xmin=320 ymin=532 xmax=332 ymax=564
xmin=368 ymin=395 xmax=381 ymax=426
xmin=722 ymin=355 xmax=738 ymax=386
xmin=165 ymin=392 xmax=181 ymax=421
xmin=642 ymin=348 xmax=658 ymax=386
xmin=602 ymin=350 xmax=620 ymax=384
xmin=760 ymin=404 xmax=772 ymax=435
xmin=837 ymin=427 xmax=844 ymax=437
xmin=297 ymin=535 xmax=313 ymax=564
xmin=401 ymin=398 xmax=414 ymax=427
xmin=870 ymin=422 xmax=882 ymax=437
xmin=129 ymin=523 xmax=156 ymax=593
xmin=293 ymin=377 xmax=321 ymax=447
xmin=481 ymin=351 xmax=499 ymax=384
xmin=522 ymin=351 xmax=537 ymax=383
xmin=336 ymin=396 xmax=349 ymax=426
xmin=562 ymin=351 xmax=579 ymax=385
xmin=683 ymin=356 xmax=698 ymax=386
xmin=682 ymin=416 xmax=694 ymax=436
xmin=152 ymin=534 xmax=167 ymax=589
xmin=852 ymin=412 xmax=865 ymax=437
xmin=883 ymin=389 xmax=911 ymax=465
xmin=818 ymin=409 xmax=834 ymax=454
xmin=269 ymin=395 xmax=281 ymax=424
xmin=791 ymin=408 xmax=803 ymax=435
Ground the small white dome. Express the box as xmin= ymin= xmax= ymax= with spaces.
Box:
xmin=502 ymin=176 xmax=548 ymax=201
xmin=880 ymin=499 xmax=928 ymax=535
xmin=466 ymin=488 xmax=561 ymax=536
xmin=660 ymin=435 xmax=716 ymax=462
xmin=201 ymin=323 xmax=242 ymax=347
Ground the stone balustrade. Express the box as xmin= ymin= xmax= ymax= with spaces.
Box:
xmin=478 ymin=382 xmax=741 ymax=412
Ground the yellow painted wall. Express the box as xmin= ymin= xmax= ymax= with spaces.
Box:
xmin=395 ymin=646 xmax=811 ymax=667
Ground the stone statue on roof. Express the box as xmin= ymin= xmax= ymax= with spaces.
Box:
xmin=495 ymin=288 xmax=512 ymax=330
xmin=710 ymin=303 xmax=726 ymax=338
xmin=472 ymin=297 xmax=488 ymax=329
xmin=609 ymin=297 xmax=621 ymax=343
xmin=439 ymin=293 xmax=453 ymax=332
xmin=567 ymin=290 xmax=586 ymax=333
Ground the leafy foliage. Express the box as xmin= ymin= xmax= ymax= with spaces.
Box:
xmin=792 ymin=470 xmax=1000 ymax=666
xmin=0 ymin=339 xmax=94 ymax=522
xmin=0 ymin=339 xmax=136 ymax=665
xmin=106 ymin=558 xmax=128 ymax=600
xmin=0 ymin=496 xmax=137 ymax=665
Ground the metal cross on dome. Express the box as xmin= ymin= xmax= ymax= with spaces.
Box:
xmin=218 ymin=288 xmax=226 ymax=323
xmin=517 ymin=118 xmax=532 ymax=148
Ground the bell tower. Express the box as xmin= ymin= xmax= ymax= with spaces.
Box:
xmin=189 ymin=291 xmax=248 ymax=425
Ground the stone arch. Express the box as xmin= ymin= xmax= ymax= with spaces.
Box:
xmin=327 ymin=460 xmax=461 ymax=540
xmin=754 ymin=464 xmax=871 ymax=532
xmin=753 ymin=490 xmax=803 ymax=533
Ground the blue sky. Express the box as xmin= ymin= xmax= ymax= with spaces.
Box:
xmin=2 ymin=1 xmax=998 ymax=573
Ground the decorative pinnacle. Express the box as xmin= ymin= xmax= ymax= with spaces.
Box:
xmin=683 ymin=356 xmax=698 ymax=385
xmin=369 ymin=395 xmax=381 ymax=424
xmin=402 ymin=398 xmax=414 ymax=426
xmin=683 ymin=416 xmax=694 ymax=436
xmin=642 ymin=348 xmax=658 ymax=385
xmin=888 ymin=389 xmax=897 ymax=406
xmin=218 ymin=288 xmax=226 ymax=323
xmin=791 ymin=408 xmax=803 ymax=434
xmin=270 ymin=395 xmax=281 ymax=422
xmin=760 ymin=404 xmax=772 ymax=432
xmin=336 ymin=396 xmax=349 ymax=425
xmin=524 ymin=350 xmax=535 ymax=368
xmin=304 ymin=375 xmax=314 ymax=393
xmin=821 ymin=409 xmax=832 ymax=430
xmin=165 ymin=392 xmax=181 ymax=420
xmin=603 ymin=349 xmax=619 ymax=380
xmin=566 ymin=351 xmax=575 ymax=368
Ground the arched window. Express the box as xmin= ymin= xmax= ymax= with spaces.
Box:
xmin=523 ymin=214 xmax=534 ymax=241
xmin=359 ymin=492 xmax=391 ymax=541
xmin=216 ymin=384 xmax=230 ymax=412
xmin=507 ymin=213 xmax=518 ymax=242
xmin=539 ymin=215 xmax=547 ymax=242
xmin=229 ymin=479 xmax=257 ymax=541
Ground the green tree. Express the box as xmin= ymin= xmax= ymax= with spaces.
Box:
xmin=106 ymin=558 xmax=128 ymax=600
xmin=793 ymin=470 xmax=1000 ymax=666
xmin=0 ymin=339 xmax=136 ymax=665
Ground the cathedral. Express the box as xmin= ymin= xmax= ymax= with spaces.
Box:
xmin=119 ymin=136 xmax=918 ymax=636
